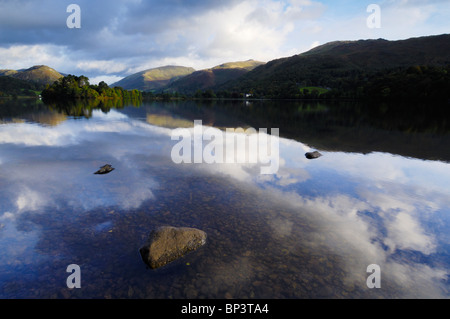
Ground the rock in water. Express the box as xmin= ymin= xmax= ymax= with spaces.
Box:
xmin=139 ymin=226 xmax=207 ymax=269
xmin=94 ymin=164 xmax=115 ymax=174
xmin=305 ymin=151 xmax=322 ymax=159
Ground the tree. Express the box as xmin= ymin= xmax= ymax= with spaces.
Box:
xmin=41 ymin=75 xmax=143 ymax=101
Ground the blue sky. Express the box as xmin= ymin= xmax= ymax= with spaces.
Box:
xmin=0 ymin=0 xmax=448 ymax=84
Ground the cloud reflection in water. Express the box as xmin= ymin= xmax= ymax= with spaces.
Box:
xmin=0 ymin=110 xmax=168 ymax=221
xmin=0 ymin=108 xmax=448 ymax=298
xmin=187 ymin=134 xmax=449 ymax=297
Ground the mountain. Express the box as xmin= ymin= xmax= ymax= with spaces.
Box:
xmin=0 ymin=65 xmax=64 ymax=97
xmin=165 ymin=59 xmax=265 ymax=94
xmin=111 ymin=65 xmax=195 ymax=91
xmin=220 ymin=34 xmax=450 ymax=98
xmin=300 ymin=35 xmax=450 ymax=69
xmin=212 ymin=60 xmax=265 ymax=71
xmin=9 ymin=65 xmax=63 ymax=86
xmin=0 ymin=69 xmax=19 ymax=77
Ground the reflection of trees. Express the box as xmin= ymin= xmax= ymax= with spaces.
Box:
xmin=0 ymin=98 xmax=47 ymax=118
xmin=44 ymin=98 xmax=142 ymax=118
xmin=138 ymin=99 xmax=450 ymax=135
xmin=205 ymin=100 xmax=450 ymax=136
xmin=0 ymin=99 xmax=65 ymax=126
xmin=25 ymin=111 xmax=67 ymax=126
xmin=0 ymin=97 xmax=142 ymax=125
xmin=2 ymin=97 xmax=450 ymax=161
xmin=139 ymin=99 xmax=450 ymax=162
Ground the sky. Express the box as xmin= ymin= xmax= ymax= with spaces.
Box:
xmin=0 ymin=0 xmax=448 ymax=85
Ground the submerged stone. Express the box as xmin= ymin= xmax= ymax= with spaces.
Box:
xmin=94 ymin=164 xmax=115 ymax=174
xmin=139 ymin=226 xmax=207 ymax=269
xmin=305 ymin=151 xmax=322 ymax=159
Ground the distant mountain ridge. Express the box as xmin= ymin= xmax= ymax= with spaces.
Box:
xmin=303 ymin=34 xmax=450 ymax=67
xmin=0 ymin=65 xmax=63 ymax=97
xmin=164 ymin=59 xmax=265 ymax=94
xmin=0 ymin=69 xmax=19 ymax=77
xmin=111 ymin=60 xmax=264 ymax=93
xmin=111 ymin=65 xmax=195 ymax=91
xmin=1 ymin=34 xmax=449 ymax=100
xmin=221 ymin=34 xmax=450 ymax=96
xmin=0 ymin=65 xmax=63 ymax=86
xmin=211 ymin=60 xmax=265 ymax=71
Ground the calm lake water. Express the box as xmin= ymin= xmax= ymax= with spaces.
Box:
xmin=0 ymin=98 xmax=449 ymax=299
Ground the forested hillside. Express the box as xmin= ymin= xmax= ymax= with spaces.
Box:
xmin=217 ymin=34 xmax=450 ymax=101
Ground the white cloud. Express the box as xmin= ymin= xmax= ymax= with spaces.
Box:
xmin=89 ymin=75 xmax=125 ymax=86
xmin=1 ymin=0 xmax=449 ymax=78
xmin=76 ymin=60 xmax=128 ymax=74
xmin=385 ymin=212 xmax=436 ymax=254
xmin=0 ymin=44 xmax=68 ymax=71
xmin=16 ymin=187 xmax=47 ymax=212
xmin=194 ymin=0 xmax=326 ymax=62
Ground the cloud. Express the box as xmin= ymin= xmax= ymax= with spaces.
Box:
xmin=0 ymin=44 xmax=69 ymax=71
xmin=195 ymin=0 xmax=326 ymax=61
xmin=76 ymin=60 xmax=128 ymax=74
xmin=0 ymin=0 xmax=66 ymax=30
xmin=89 ymin=75 xmax=125 ymax=85
xmin=385 ymin=212 xmax=436 ymax=253
xmin=15 ymin=187 xmax=48 ymax=212
xmin=0 ymin=0 xmax=449 ymax=83
xmin=0 ymin=0 xmax=329 ymax=76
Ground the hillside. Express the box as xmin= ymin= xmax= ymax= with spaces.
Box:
xmin=111 ymin=65 xmax=195 ymax=91
xmin=212 ymin=60 xmax=265 ymax=71
xmin=0 ymin=69 xmax=19 ymax=77
xmin=219 ymin=34 xmax=450 ymax=99
xmin=10 ymin=65 xmax=63 ymax=86
xmin=0 ymin=76 xmax=41 ymax=97
xmin=165 ymin=59 xmax=264 ymax=94
xmin=0 ymin=65 xmax=63 ymax=96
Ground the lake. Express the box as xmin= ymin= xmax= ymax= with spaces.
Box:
xmin=0 ymin=98 xmax=449 ymax=299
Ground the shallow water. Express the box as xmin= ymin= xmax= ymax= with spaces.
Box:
xmin=0 ymin=98 xmax=448 ymax=299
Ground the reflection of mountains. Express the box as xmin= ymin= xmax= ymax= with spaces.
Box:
xmin=140 ymin=100 xmax=450 ymax=163
xmin=146 ymin=113 xmax=193 ymax=128
xmin=2 ymin=98 xmax=450 ymax=162
xmin=0 ymin=98 xmax=142 ymax=126
xmin=141 ymin=100 xmax=248 ymax=130
xmin=0 ymin=99 xmax=65 ymax=126
xmin=44 ymin=98 xmax=141 ymax=118
xmin=24 ymin=111 xmax=67 ymax=126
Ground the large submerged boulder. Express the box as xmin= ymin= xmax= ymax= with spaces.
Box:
xmin=139 ymin=226 xmax=207 ymax=269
